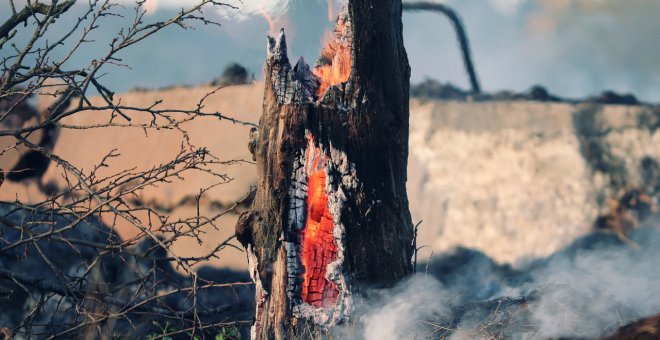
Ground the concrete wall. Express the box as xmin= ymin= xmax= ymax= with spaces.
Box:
xmin=408 ymin=99 xmax=660 ymax=263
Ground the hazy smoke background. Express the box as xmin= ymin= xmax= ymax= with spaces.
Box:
xmin=425 ymin=0 xmax=660 ymax=101
xmin=3 ymin=0 xmax=660 ymax=100
xmin=353 ymin=223 xmax=660 ymax=339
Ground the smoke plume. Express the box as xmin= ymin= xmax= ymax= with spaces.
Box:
xmin=349 ymin=222 xmax=660 ymax=339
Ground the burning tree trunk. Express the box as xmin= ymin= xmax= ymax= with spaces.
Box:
xmin=236 ymin=1 xmax=414 ymax=338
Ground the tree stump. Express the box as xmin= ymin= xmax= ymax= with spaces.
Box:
xmin=236 ymin=1 xmax=414 ymax=338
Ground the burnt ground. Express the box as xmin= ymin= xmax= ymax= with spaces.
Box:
xmin=0 ymin=203 xmax=254 ymax=339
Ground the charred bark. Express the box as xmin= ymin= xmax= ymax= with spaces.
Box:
xmin=235 ymin=1 xmax=414 ymax=338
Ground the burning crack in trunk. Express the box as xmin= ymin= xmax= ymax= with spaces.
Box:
xmin=286 ymin=133 xmax=353 ymax=325
xmin=300 ymin=139 xmax=339 ymax=308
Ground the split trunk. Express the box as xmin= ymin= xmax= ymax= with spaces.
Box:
xmin=236 ymin=1 xmax=414 ymax=338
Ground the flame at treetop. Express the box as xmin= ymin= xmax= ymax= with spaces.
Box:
xmin=300 ymin=136 xmax=339 ymax=308
xmin=313 ymin=9 xmax=352 ymax=99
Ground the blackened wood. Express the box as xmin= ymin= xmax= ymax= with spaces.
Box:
xmin=236 ymin=1 xmax=414 ymax=338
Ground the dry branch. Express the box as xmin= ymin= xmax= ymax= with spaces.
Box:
xmin=0 ymin=0 xmax=253 ymax=338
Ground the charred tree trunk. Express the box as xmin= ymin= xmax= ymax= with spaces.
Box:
xmin=236 ymin=1 xmax=413 ymax=338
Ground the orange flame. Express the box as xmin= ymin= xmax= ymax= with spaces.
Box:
xmin=300 ymin=136 xmax=339 ymax=308
xmin=313 ymin=12 xmax=351 ymax=99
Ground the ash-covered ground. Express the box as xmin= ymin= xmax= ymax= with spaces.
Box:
xmin=0 ymin=203 xmax=254 ymax=339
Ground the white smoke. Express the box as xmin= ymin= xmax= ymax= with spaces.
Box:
xmin=215 ymin=0 xmax=292 ymax=20
xmin=361 ymin=276 xmax=451 ymax=339
xmin=527 ymin=227 xmax=660 ymax=338
xmin=348 ymin=223 xmax=660 ymax=339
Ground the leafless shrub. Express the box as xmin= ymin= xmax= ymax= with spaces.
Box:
xmin=1 ymin=1 xmax=255 ymax=338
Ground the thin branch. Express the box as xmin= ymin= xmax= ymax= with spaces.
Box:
xmin=0 ymin=1 xmax=76 ymax=40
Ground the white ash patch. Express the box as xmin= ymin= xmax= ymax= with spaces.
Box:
xmin=288 ymin=155 xmax=308 ymax=233
xmin=247 ymin=245 xmax=266 ymax=340
xmin=285 ymin=154 xmax=308 ymax=302
xmin=323 ymin=140 xmax=357 ymax=324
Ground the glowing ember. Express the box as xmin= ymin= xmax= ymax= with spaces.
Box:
xmin=300 ymin=139 xmax=339 ymax=308
xmin=313 ymin=10 xmax=351 ymax=98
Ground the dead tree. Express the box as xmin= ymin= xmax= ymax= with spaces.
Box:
xmin=236 ymin=1 xmax=414 ymax=338
xmin=403 ymin=1 xmax=482 ymax=94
